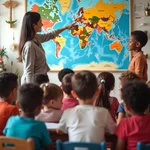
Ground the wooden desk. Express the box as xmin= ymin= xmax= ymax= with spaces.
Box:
xmin=49 ymin=130 xmax=116 ymax=150
xmin=45 ymin=123 xmax=117 ymax=150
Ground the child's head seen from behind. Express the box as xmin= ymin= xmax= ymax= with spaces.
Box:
xmin=18 ymin=83 xmax=43 ymax=117
xmin=121 ymin=80 xmax=150 ymax=115
xmin=58 ymin=68 xmax=74 ymax=82
xmin=71 ymin=71 xmax=98 ymax=102
xmin=119 ymin=71 xmax=140 ymax=99
xmin=41 ymin=83 xmax=63 ymax=110
xmin=96 ymin=72 xmax=115 ymax=110
xmin=33 ymin=73 xmax=49 ymax=86
xmin=62 ymin=73 xmax=73 ymax=96
xmin=0 ymin=72 xmax=18 ymax=102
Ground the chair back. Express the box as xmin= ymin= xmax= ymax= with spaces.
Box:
xmin=0 ymin=136 xmax=34 ymax=150
xmin=137 ymin=142 xmax=150 ymax=150
xmin=56 ymin=140 xmax=106 ymax=150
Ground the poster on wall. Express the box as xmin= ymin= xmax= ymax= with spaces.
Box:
xmin=25 ymin=0 xmax=130 ymax=71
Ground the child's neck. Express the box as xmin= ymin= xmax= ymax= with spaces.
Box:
xmin=0 ymin=97 xmax=11 ymax=103
xmin=20 ymin=112 xmax=35 ymax=119
xmin=129 ymin=111 xmax=145 ymax=116
xmin=63 ymin=93 xmax=74 ymax=99
xmin=133 ymin=48 xmax=142 ymax=54
xmin=43 ymin=105 xmax=59 ymax=111
xmin=78 ymin=99 xmax=94 ymax=105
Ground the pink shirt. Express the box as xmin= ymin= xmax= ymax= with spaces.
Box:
xmin=115 ymin=115 xmax=150 ymax=150
xmin=61 ymin=98 xmax=78 ymax=111
xmin=36 ymin=108 xmax=62 ymax=123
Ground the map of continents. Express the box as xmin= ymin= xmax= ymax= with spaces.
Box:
xmin=26 ymin=0 xmax=130 ymax=71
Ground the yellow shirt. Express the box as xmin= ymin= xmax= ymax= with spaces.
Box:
xmin=128 ymin=51 xmax=147 ymax=81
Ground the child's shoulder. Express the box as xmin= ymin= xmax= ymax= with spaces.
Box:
xmin=0 ymin=102 xmax=18 ymax=110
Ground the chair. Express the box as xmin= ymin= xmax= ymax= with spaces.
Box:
xmin=0 ymin=136 xmax=34 ymax=150
xmin=137 ymin=142 xmax=150 ymax=150
xmin=56 ymin=140 xmax=106 ymax=150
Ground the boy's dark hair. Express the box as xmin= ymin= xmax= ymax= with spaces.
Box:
xmin=71 ymin=71 xmax=97 ymax=100
xmin=121 ymin=80 xmax=150 ymax=113
xmin=96 ymin=72 xmax=115 ymax=110
xmin=119 ymin=71 xmax=140 ymax=85
xmin=58 ymin=68 xmax=74 ymax=82
xmin=62 ymin=73 xmax=73 ymax=95
xmin=19 ymin=83 xmax=43 ymax=112
xmin=33 ymin=73 xmax=49 ymax=85
xmin=0 ymin=72 xmax=18 ymax=98
xmin=131 ymin=30 xmax=148 ymax=47
xmin=40 ymin=83 xmax=63 ymax=105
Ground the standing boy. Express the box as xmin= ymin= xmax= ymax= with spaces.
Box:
xmin=128 ymin=30 xmax=148 ymax=81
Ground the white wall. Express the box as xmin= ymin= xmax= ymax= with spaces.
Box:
xmin=0 ymin=0 xmax=150 ymax=101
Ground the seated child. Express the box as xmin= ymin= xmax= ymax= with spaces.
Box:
xmin=117 ymin=71 xmax=141 ymax=125
xmin=33 ymin=73 xmax=49 ymax=86
xmin=58 ymin=71 xmax=116 ymax=143
xmin=115 ymin=80 xmax=150 ymax=150
xmin=94 ymin=72 xmax=119 ymax=122
xmin=0 ymin=72 xmax=19 ymax=135
xmin=36 ymin=83 xmax=63 ymax=123
xmin=3 ymin=83 xmax=52 ymax=150
xmin=61 ymin=73 xmax=78 ymax=111
xmin=58 ymin=68 xmax=74 ymax=87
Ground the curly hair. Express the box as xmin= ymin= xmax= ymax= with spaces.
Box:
xmin=121 ymin=80 xmax=150 ymax=113
xmin=119 ymin=71 xmax=140 ymax=85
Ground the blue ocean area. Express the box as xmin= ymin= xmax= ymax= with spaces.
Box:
xmin=27 ymin=0 xmax=130 ymax=70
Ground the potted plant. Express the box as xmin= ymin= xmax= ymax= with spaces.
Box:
xmin=0 ymin=47 xmax=9 ymax=72
xmin=145 ymin=2 xmax=150 ymax=16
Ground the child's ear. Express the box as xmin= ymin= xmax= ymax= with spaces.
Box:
xmin=124 ymin=103 xmax=132 ymax=115
xmin=16 ymin=100 xmax=19 ymax=108
xmin=136 ymin=41 xmax=141 ymax=48
xmin=50 ymin=100 xmax=55 ymax=105
xmin=71 ymin=90 xmax=78 ymax=99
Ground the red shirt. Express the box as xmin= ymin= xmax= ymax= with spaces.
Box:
xmin=0 ymin=102 xmax=19 ymax=135
xmin=61 ymin=98 xmax=78 ymax=111
xmin=109 ymin=97 xmax=119 ymax=122
xmin=115 ymin=115 xmax=150 ymax=150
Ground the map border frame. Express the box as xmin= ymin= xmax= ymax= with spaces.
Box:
xmin=24 ymin=0 xmax=133 ymax=72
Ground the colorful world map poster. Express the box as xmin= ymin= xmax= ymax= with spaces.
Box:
xmin=26 ymin=0 xmax=130 ymax=71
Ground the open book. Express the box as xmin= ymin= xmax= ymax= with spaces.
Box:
xmin=45 ymin=122 xmax=59 ymax=130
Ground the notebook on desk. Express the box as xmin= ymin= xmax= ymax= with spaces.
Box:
xmin=45 ymin=122 xmax=59 ymax=130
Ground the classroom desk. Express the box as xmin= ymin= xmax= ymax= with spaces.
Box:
xmin=46 ymin=123 xmax=117 ymax=150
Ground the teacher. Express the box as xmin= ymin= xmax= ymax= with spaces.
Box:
xmin=18 ymin=11 xmax=75 ymax=84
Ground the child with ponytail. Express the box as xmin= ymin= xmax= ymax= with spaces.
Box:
xmin=95 ymin=72 xmax=119 ymax=122
xmin=36 ymin=83 xmax=63 ymax=123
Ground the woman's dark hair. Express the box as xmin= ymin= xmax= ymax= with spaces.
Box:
xmin=18 ymin=12 xmax=41 ymax=62
xmin=95 ymin=72 xmax=115 ymax=110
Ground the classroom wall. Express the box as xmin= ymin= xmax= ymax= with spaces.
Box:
xmin=0 ymin=0 xmax=150 ymax=101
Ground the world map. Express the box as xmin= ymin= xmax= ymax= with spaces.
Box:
xmin=26 ymin=0 xmax=130 ymax=71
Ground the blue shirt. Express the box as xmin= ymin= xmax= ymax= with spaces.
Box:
xmin=3 ymin=116 xmax=51 ymax=150
xmin=117 ymin=102 xmax=125 ymax=114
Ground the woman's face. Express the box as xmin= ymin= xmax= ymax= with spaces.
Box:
xmin=34 ymin=19 xmax=43 ymax=33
